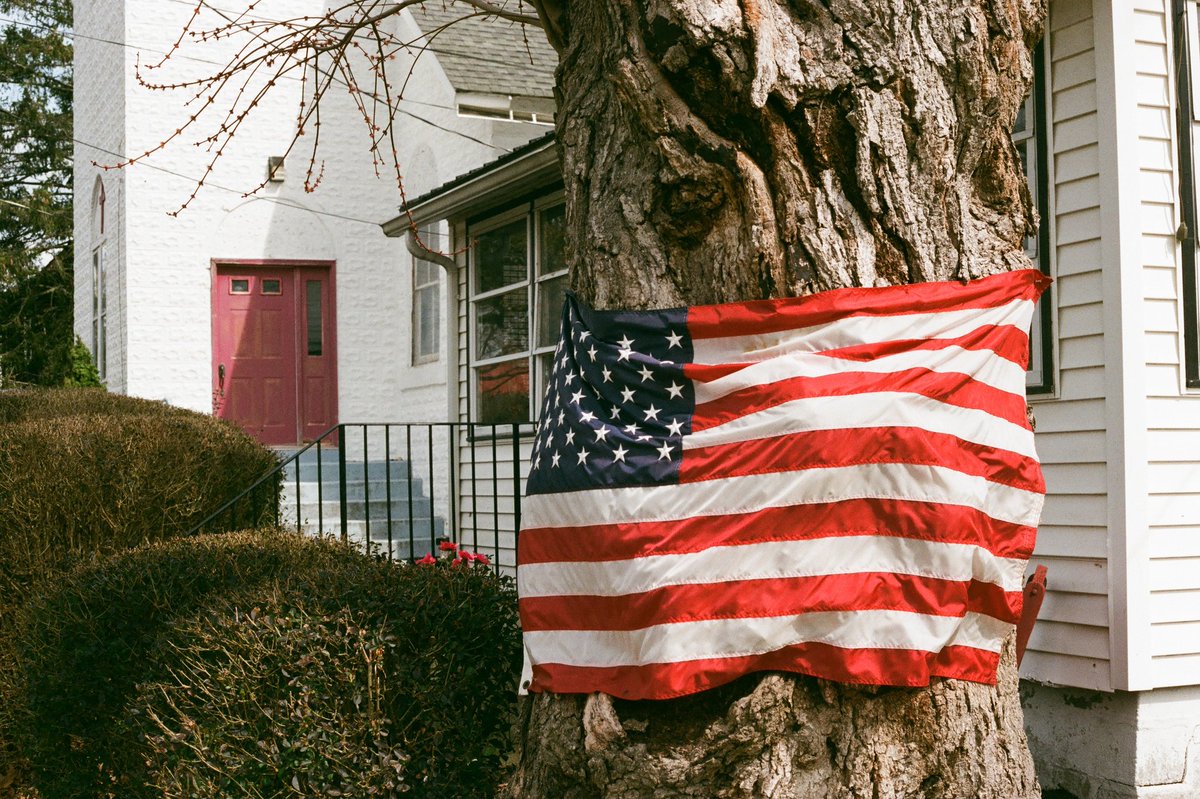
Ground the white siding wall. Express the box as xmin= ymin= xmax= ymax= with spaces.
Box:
xmin=1143 ymin=0 xmax=1200 ymax=688
xmin=1029 ymin=0 xmax=1200 ymax=694
xmin=1024 ymin=0 xmax=1114 ymax=691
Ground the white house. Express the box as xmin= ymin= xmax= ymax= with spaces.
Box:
xmin=74 ymin=1 xmax=1200 ymax=797
xmin=73 ymin=0 xmax=555 ymax=442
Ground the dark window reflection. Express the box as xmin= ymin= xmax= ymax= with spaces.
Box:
xmin=475 ymin=219 xmax=527 ymax=294
xmin=539 ymin=204 xmax=566 ymax=276
xmin=306 ymin=280 xmax=323 ymax=356
xmin=537 ymin=275 xmax=568 ymax=350
xmin=475 ymin=289 xmax=528 ymax=359
xmin=477 ymin=359 xmax=530 ymax=424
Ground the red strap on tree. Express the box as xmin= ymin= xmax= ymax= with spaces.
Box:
xmin=1016 ymin=565 xmax=1048 ymax=667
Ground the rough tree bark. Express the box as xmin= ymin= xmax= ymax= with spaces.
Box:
xmin=506 ymin=1 xmax=1046 ymax=797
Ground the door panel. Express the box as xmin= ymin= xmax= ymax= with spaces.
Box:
xmin=212 ymin=263 xmax=337 ymax=446
xmin=298 ymin=268 xmax=337 ymax=441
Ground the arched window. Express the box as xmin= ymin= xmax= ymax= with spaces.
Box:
xmin=91 ymin=177 xmax=107 ymax=381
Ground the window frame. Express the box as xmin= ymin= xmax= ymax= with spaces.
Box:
xmin=466 ymin=192 xmax=567 ymax=425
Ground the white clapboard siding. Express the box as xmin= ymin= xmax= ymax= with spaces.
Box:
xmin=1137 ymin=0 xmax=1200 ymax=685
xmin=456 ymin=434 xmax=531 ymax=573
xmin=1025 ymin=0 xmax=1113 ymax=690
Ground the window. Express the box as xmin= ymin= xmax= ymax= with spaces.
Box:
xmin=412 ymin=222 xmax=442 ymax=364
xmin=306 ymin=280 xmax=323 ymax=356
xmin=91 ymin=248 xmax=107 ymax=381
xmin=1014 ymin=42 xmax=1053 ymax=394
xmin=91 ymin=179 xmax=107 ymax=383
xmin=1174 ymin=0 xmax=1200 ymax=387
xmin=468 ymin=198 xmax=567 ymax=424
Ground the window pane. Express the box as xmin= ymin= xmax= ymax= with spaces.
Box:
xmin=1013 ymin=98 xmax=1028 ymax=135
xmin=416 ymin=259 xmax=438 ymax=286
xmin=416 ymin=286 xmax=438 ymax=359
xmin=231 ymin=278 xmax=250 ymax=294
xmin=538 ymin=204 xmax=566 ymax=275
xmin=537 ymin=274 xmax=568 ymax=349
xmin=475 ymin=219 xmax=527 ymax=294
xmin=475 ymin=288 xmax=528 ymax=359
xmin=477 ymin=359 xmax=530 ymax=424
xmin=535 ymin=351 xmax=555 ymax=413
xmin=306 ymin=280 xmax=323 ymax=356
xmin=261 ymin=278 xmax=281 ymax=294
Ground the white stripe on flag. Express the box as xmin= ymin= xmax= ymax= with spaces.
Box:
xmin=692 ymin=345 xmax=1027 ymax=405
xmin=517 ymin=534 xmax=1028 ymax=598
xmin=523 ymin=609 xmax=1012 ymax=668
xmin=691 ymin=298 xmax=1036 ymax=364
xmin=521 ymin=462 xmax=1044 ymax=530
xmin=685 ymin=392 xmax=1038 ymax=459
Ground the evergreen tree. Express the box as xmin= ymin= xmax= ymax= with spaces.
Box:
xmin=0 ymin=0 xmax=74 ymax=386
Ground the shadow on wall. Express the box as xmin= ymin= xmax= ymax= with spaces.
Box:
xmin=1042 ymin=790 xmax=1080 ymax=798
xmin=216 ymin=197 xmax=337 ymax=263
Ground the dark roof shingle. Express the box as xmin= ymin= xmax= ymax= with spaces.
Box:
xmin=410 ymin=2 xmax=557 ymax=98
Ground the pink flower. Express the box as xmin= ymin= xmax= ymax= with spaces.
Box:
xmin=459 ymin=550 xmax=477 ymax=562
xmin=438 ymin=541 xmax=458 ymax=552
xmin=475 ymin=553 xmax=490 ymax=566
xmin=416 ymin=553 xmax=436 ymax=566
xmin=451 ymin=557 xmax=464 ymax=567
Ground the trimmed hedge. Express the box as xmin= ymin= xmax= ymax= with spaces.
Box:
xmin=2 ymin=530 xmax=521 ymax=799
xmin=0 ymin=386 xmax=174 ymax=424
xmin=0 ymin=389 xmax=279 ymax=618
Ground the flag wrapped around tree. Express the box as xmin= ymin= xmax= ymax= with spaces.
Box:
xmin=518 ymin=269 xmax=1051 ymax=701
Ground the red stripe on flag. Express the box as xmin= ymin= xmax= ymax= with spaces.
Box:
xmin=529 ymin=643 xmax=1001 ymax=698
xmin=818 ymin=324 xmax=1032 ymax=367
xmin=691 ymin=368 xmax=1029 ymax=432
xmin=518 ymin=498 xmax=1038 ymax=565
xmin=520 ymin=572 xmax=1022 ymax=633
xmin=685 ymin=270 xmax=1050 ymax=341
xmin=679 ymin=427 xmax=1045 ymax=493
xmin=685 ymin=362 xmax=752 ymax=381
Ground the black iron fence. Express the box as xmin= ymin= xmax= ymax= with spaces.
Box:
xmin=188 ymin=422 xmax=535 ymax=570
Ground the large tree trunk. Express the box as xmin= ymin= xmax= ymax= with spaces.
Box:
xmin=507 ymin=1 xmax=1046 ymax=796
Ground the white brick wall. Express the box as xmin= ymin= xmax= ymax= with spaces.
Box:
xmin=73 ymin=0 xmax=127 ymax=391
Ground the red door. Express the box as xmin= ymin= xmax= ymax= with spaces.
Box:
xmin=212 ymin=262 xmax=337 ymax=446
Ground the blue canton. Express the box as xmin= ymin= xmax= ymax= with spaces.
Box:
xmin=526 ymin=294 xmax=696 ymax=496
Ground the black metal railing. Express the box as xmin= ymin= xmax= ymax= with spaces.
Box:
xmin=188 ymin=422 xmax=535 ymax=570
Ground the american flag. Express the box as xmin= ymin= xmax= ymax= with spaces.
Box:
xmin=518 ymin=269 xmax=1051 ymax=700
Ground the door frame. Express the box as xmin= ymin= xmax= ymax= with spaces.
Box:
xmin=210 ymin=258 xmax=338 ymax=444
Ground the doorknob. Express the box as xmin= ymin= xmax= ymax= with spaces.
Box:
xmin=218 ymin=363 xmax=226 ymax=388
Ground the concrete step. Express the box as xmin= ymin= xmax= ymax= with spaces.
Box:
xmin=281 ymin=476 xmax=428 ymax=502
xmin=301 ymin=529 xmax=437 ymax=561
xmin=290 ymin=497 xmax=434 ymax=521
xmin=289 ymin=460 xmax=413 ymax=482
xmin=299 ymin=518 xmax=444 ymax=540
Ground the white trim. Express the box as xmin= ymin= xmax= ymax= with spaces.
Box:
xmin=1094 ymin=0 xmax=1153 ymax=691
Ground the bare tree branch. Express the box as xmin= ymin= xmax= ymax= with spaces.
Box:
xmin=99 ymin=0 xmax=545 ymax=233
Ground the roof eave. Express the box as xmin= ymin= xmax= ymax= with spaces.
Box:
xmin=382 ymin=136 xmax=559 ymax=236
